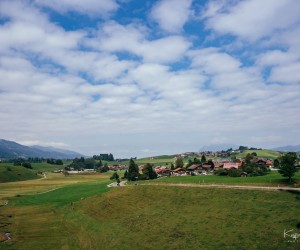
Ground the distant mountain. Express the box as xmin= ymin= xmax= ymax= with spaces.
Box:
xmin=271 ymin=145 xmax=300 ymax=152
xmin=199 ymin=144 xmax=239 ymax=152
xmin=0 ymin=139 xmax=83 ymax=159
xmin=30 ymin=145 xmax=84 ymax=159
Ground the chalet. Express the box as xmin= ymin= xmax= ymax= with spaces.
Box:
xmin=223 ymin=162 xmax=242 ymax=169
xmin=187 ymin=164 xmax=202 ymax=175
xmin=155 ymin=166 xmax=171 ymax=177
xmin=172 ymin=168 xmax=186 ymax=175
xmin=254 ymin=158 xmax=273 ymax=167
xmin=214 ymin=163 xmax=224 ymax=171
xmin=201 ymin=164 xmax=213 ymax=172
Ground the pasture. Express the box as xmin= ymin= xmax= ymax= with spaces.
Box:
xmin=1 ymin=181 xmax=299 ymax=249
xmin=1 ymin=158 xmax=299 ymax=249
xmin=147 ymin=171 xmax=300 ymax=186
xmin=235 ymin=149 xmax=282 ymax=159
xmin=0 ymin=164 xmax=39 ymax=183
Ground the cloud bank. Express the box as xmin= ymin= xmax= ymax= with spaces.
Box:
xmin=0 ymin=0 xmax=299 ymax=157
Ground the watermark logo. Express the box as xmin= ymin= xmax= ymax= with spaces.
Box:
xmin=284 ymin=229 xmax=300 ymax=243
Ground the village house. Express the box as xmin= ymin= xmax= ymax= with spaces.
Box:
xmin=254 ymin=158 xmax=273 ymax=167
xmin=172 ymin=168 xmax=186 ymax=176
xmin=223 ymin=162 xmax=242 ymax=169
xmin=186 ymin=164 xmax=202 ymax=175
xmin=201 ymin=164 xmax=213 ymax=173
xmin=155 ymin=166 xmax=171 ymax=177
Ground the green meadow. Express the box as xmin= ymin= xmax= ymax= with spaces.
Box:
xmin=1 ymin=158 xmax=299 ymax=249
xmin=148 ymin=171 xmax=300 ymax=186
xmin=235 ymin=149 xmax=282 ymax=159
xmin=1 ymin=182 xmax=300 ymax=250
xmin=0 ymin=164 xmax=39 ymax=183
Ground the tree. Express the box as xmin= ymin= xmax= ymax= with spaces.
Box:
xmin=186 ymin=159 xmax=193 ymax=168
xmin=245 ymin=153 xmax=254 ymax=164
xmin=228 ymin=168 xmax=243 ymax=177
xmin=123 ymin=170 xmax=128 ymax=179
xmin=22 ymin=162 xmax=32 ymax=169
xmin=85 ymin=158 xmax=95 ymax=169
xmin=239 ymin=146 xmax=248 ymax=151
xmin=127 ymin=158 xmax=139 ymax=181
xmin=55 ymin=159 xmax=63 ymax=165
xmin=175 ymin=157 xmax=184 ymax=169
xmin=193 ymin=157 xmax=201 ymax=164
xmin=170 ymin=163 xmax=175 ymax=170
xmin=273 ymin=158 xmax=280 ymax=169
xmin=278 ymin=152 xmax=298 ymax=183
xmin=207 ymin=159 xmax=215 ymax=170
xmin=110 ymin=172 xmax=119 ymax=181
xmin=100 ymin=163 xmax=109 ymax=173
xmin=141 ymin=163 xmax=157 ymax=180
xmin=201 ymin=155 xmax=206 ymax=163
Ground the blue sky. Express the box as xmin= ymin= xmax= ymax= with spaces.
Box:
xmin=0 ymin=0 xmax=300 ymax=157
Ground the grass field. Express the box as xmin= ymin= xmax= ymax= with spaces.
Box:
xmin=147 ymin=171 xmax=300 ymax=186
xmin=0 ymin=164 xmax=39 ymax=183
xmin=1 ymin=182 xmax=299 ymax=249
xmin=1 ymin=156 xmax=300 ymax=249
xmin=235 ymin=149 xmax=282 ymax=159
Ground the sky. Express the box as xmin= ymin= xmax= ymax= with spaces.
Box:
xmin=0 ymin=0 xmax=300 ymax=158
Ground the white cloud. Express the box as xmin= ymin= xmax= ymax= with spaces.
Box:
xmin=0 ymin=0 xmax=300 ymax=157
xmin=189 ymin=48 xmax=241 ymax=74
xmin=94 ymin=21 xmax=191 ymax=63
xmin=150 ymin=0 xmax=193 ymax=33
xmin=34 ymin=0 xmax=118 ymax=17
xmin=269 ymin=63 xmax=300 ymax=83
xmin=256 ymin=50 xmax=298 ymax=66
xmin=203 ymin=0 xmax=300 ymax=41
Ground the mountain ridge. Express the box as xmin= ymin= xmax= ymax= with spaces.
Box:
xmin=0 ymin=139 xmax=83 ymax=159
xmin=271 ymin=145 xmax=300 ymax=152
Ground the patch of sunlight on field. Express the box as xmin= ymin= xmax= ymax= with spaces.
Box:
xmin=0 ymin=172 xmax=111 ymax=199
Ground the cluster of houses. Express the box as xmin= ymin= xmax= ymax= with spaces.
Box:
xmin=107 ymin=165 xmax=128 ymax=171
xmin=63 ymin=154 xmax=275 ymax=177
xmin=153 ymin=158 xmax=274 ymax=177
xmin=177 ymin=151 xmax=231 ymax=158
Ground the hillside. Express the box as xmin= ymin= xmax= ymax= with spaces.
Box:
xmin=0 ymin=164 xmax=39 ymax=183
xmin=2 ymin=183 xmax=299 ymax=249
xmin=0 ymin=139 xmax=83 ymax=159
xmin=234 ymin=149 xmax=282 ymax=159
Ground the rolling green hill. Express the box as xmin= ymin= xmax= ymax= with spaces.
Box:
xmin=0 ymin=164 xmax=39 ymax=183
xmin=2 ymin=184 xmax=299 ymax=249
xmin=234 ymin=149 xmax=282 ymax=159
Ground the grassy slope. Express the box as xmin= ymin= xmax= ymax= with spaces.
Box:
xmin=235 ymin=149 xmax=282 ymax=159
xmin=148 ymin=171 xmax=300 ymax=186
xmin=1 ymin=185 xmax=299 ymax=249
xmin=0 ymin=164 xmax=39 ymax=183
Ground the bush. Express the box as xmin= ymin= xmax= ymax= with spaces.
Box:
xmin=110 ymin=172 xmax=119 ymax=180
xmin=228 ymin=168 xmax=242 ymax=177
xmin=22 ymin=162 xmax=32 ymax=169
xmin=215 ymin=169 xmax=228 ymax=176
xmin=6 ymin=166 xmax=12 ymax=171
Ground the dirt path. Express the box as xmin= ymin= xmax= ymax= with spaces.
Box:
xmin=138 ymin=183 xmax=300 ymax=191
xmin=18 ymin=187 xmax=62 ymax=196
xmin=107 ymin=181 xmax=127 ymax=187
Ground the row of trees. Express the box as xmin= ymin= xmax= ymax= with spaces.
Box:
xmin=46 ymin=159 xmax=63 ymax=165
xmin=92 ymin=153 xmax=114 ymax=161
xmin=116 ymin=159 xmax=157 ymax=181
xmin=66 ymin=157 xmax=110 ymax=172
